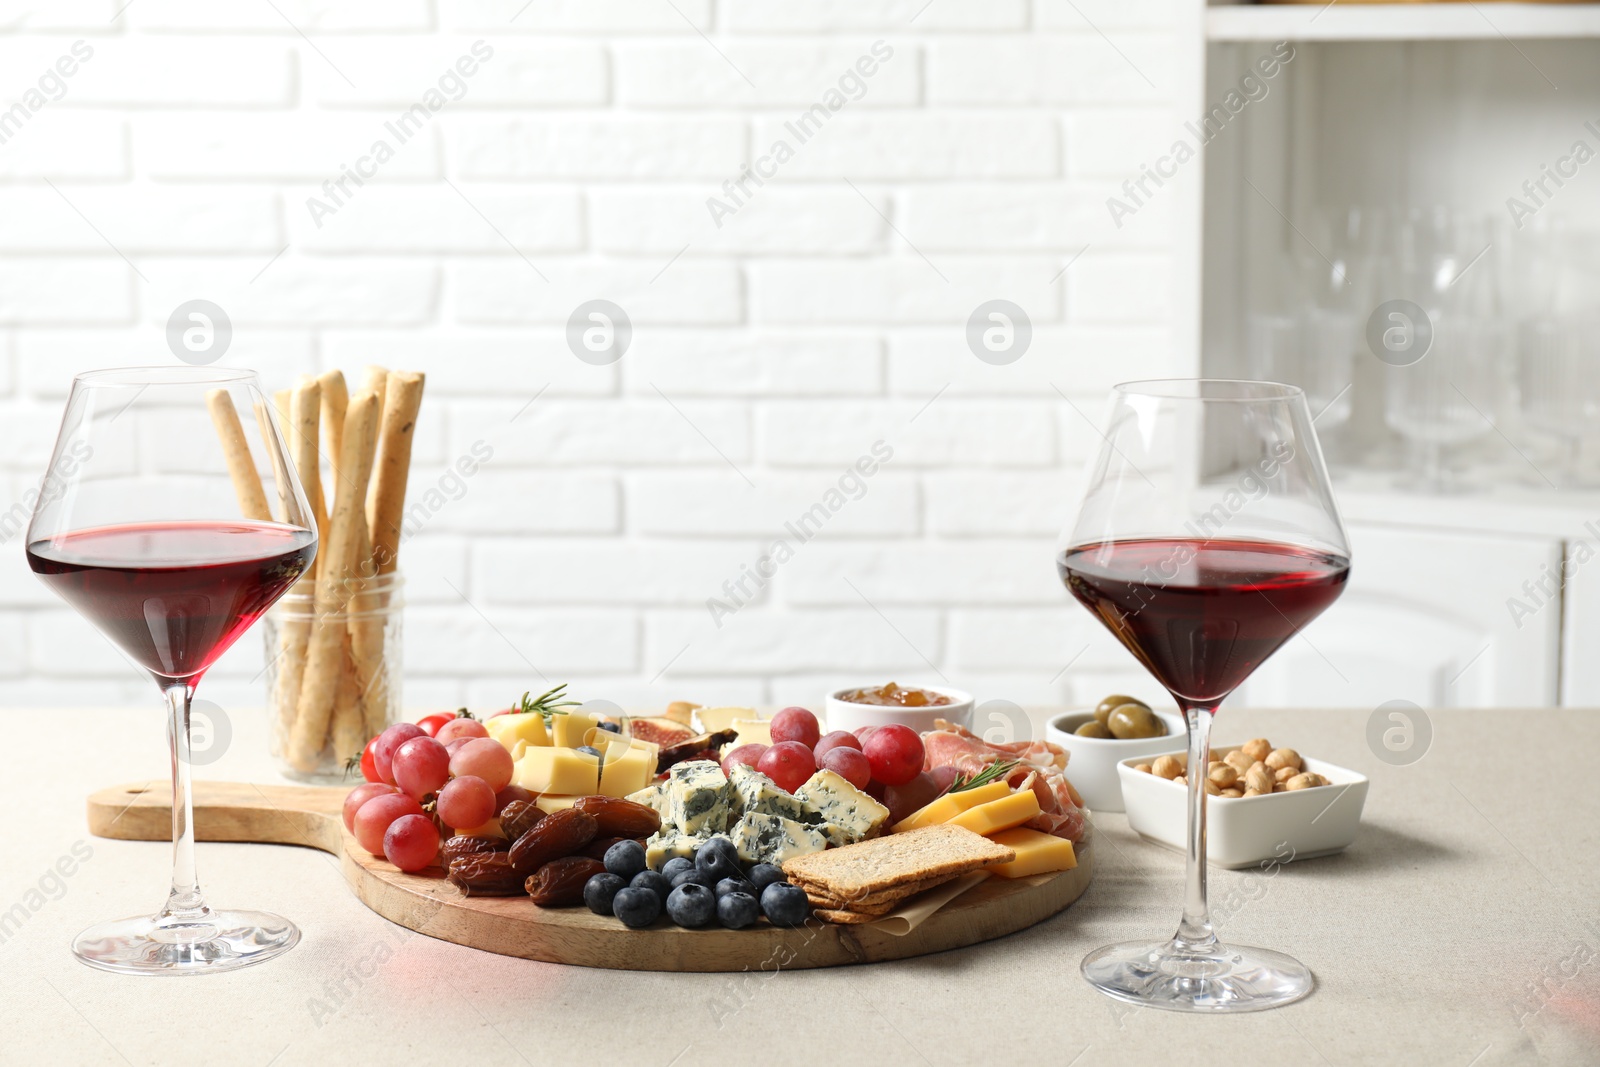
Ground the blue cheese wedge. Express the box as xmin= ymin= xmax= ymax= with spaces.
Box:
xmin=666 ymin=760 xmax=731 ymax=837
xmin=728 ymin=764 xmax=820 ymax=825
xmin=729 ymin=811 xmax=829 ymax=866
xmin=796 ymin=769 xmax=890 ymax=844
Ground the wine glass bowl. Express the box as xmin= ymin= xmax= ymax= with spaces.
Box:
xmin=25 ymin=367 xmax=317 ymax=976
xmin=1058 ymin=379 xmax=1350 ymax=1013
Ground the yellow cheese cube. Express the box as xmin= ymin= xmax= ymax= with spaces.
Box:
xmin=892 ymin=781 xmax=1012 ymax=834
xmin=947 ymin=789 xmax=1041 ymax=837
xmin=988 ymin=828 xmax=1077 ymax=878
xmin=552 ymin=711 xmax=596 ymax=749
xmin=513 ymin=746 xmax=600 ymax=795
xmin=486 ymin=712 xmax=549 ymax=750
xmin=599 ymin=745 xmax=656 ymax=798
xmin=534 ymin=794 xmax=583 ymax=815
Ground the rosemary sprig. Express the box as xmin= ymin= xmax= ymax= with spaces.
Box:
xmin=516 ymin=684 xmax=582 ymax=721
xmin=948 ymin=758 xmax=1020 ymax=793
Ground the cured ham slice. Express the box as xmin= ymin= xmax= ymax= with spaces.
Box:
xmin=921 ymin=722 xmax=1090 ymax=845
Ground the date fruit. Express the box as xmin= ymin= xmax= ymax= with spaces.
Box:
xmin=508 ymin=808 xmax=599 ymax=876
xmin=442 ymin=835 xmax=505 ymax=866
xmin=447 ymin=853 xmax=524 ymax=896
xmin=580 ymin=836 xmax=629 ymax=861
xmin=572 ymin=795 xmax=661 ymax=838
xmin=498 ymin=799 xmax=545 ymax=843
xmin=526 ymin=857 xmax=607 ymax=907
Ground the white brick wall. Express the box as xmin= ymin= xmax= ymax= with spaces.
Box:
xmin=0 ymin=0 xmax=1183 ymax=713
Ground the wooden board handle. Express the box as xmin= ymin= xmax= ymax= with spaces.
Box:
xmin=88 ymin=780 xmax=347 ymax=856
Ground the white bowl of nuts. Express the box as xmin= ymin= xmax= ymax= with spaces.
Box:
xmin=1117 ymin=739 xmax=1369 ymax=869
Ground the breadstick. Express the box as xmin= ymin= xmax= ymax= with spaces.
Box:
xmin=349 ymin=367 xmax=394 ymax=737
xmin=205 ymin=390 xmax=270 ymax=522
xmin=272 ymin=389 xmax=292 ymax=442
xmin=274 ymin=378 xmax=323 ymax=746
xmin=330 ymin=631 xmax=366 ymax=765
xmin=317 ymin=371 xmax=367 ymax=755
xmin=319 ymin=369 xmax=349 ymax=491
xmin=289 ymin=391 xmax=380 ymax=771
xmin=367 ymin=371 xmax=425 ymax=576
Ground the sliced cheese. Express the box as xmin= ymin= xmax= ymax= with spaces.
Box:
xmin=892 ymin=780 xmax=1012 ymax=833
xmin=947 ymin=789 xmax=1041 ymax=837
xmin=551 ymin=711 xmax=596 ymax=749
xmin=988 ymin=828 xmax=1077 ymax=878
xmin=514 ymin=746 xmax=600 ymax=795
xmin=729 ymin=718 xmax=772 ymax=746
xmin=696 ymin=706 xmax=755 ymax=734
xmin=486 ymin=711 xmax=550 ymax=750
xmin=534 ymin=794 xmax=583 ymax=815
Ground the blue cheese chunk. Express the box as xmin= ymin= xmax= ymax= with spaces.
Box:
xmin=728 ymin=764 xmax=820 ymax=825
xmin=729 ymin=811 xmax=829 ymax=867
xmin=666 ymin=760 xmax=731 ymax=836
xmin=645 ymin=829 xmax=730 ymax=870
xmin=796 ymin=769 xmax=890 ymax=844
xmin=626 ymin=781 xmax=667 ymax=816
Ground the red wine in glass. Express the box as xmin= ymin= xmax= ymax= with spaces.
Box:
xmin=27 ymin=521 xmax=316 ymax=683
xmin=1059 ymin=538 xmax=1349 ymax=706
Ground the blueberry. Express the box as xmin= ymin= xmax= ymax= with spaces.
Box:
xmin=630 ymin=869 xmax=671 ymax=903
xmin=584 ymin=873 xmax=626 ymax=916
xmin=695 ymin=838 xmax=742 ymax=881
xmin=604 ymin=840 xmax=647 ymax=879
xmin=717 ymin=891 xmax=760 ymax=930
xmin=660 ymin=857 xmax=695 ymax=881
xmin=671 ymin=868 xmax=717 ymax=891
xmin=598 ymin=721 xmax=621 ymax=733
xmin=666 ymin=883 xmax=716 ymax=928
xmin=761 ymin=882 xmax=810 ymax=927
xmin=715 ymin=877 xmax=757 ymax=899
xmin=747 ymin=863 xmax=787 ymax=892
xmin=576 ymin=744 xmax=602 ymax=758
xmin=612 ymin=887 xmax=662 ymax=928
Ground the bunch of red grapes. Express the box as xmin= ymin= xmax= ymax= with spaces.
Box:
xmin=723 ymin=707 xmax=937 ymax=824
xmin=343 ymin=712 xmax=529 ymax=873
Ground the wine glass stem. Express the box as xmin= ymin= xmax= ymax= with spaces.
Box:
xmin=159 ymin=681 xmax=212 ymax=928
xmin=1175 ymin=704 xmax=1217 ymax=953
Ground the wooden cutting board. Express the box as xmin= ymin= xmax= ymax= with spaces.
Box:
xmin=87 ymin=780 xmax=1094 ymax=972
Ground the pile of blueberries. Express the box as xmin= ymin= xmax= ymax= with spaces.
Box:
xmin=584 ymin=838 xmax=811 ymax=930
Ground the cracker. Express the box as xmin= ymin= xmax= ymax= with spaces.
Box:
xmin=799 ymin=873 xmax=955 ymax=913
xmin=782 ymin=824 xmax=1014 ymax=900
xmin=813 ymin=906 xmax=879 ymax=925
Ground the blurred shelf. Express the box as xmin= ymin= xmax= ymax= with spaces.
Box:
xmin=1334 ymin=469 xmax=1600 ymax=540
xmin=1206 ymin=3 xmax=1600 ymax=41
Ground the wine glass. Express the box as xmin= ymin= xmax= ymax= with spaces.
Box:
xmin=1058 ymin=379 xmax=1350 ymax=1013
xmin=25 ymin=367 xmax=318 ymax=975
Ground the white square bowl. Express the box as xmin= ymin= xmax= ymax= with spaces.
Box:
xmin=1117 ymin=746 xmax=1369 ymax=869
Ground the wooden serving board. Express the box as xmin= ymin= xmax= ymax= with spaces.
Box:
xmin=87 ymin=781 xmax=1094 ymax=972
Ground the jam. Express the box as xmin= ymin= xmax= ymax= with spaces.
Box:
xmin=837 ymin=682 xmax=952 ymax=708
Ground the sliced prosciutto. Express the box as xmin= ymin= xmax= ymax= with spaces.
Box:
xmin=922 ymin=720 xmax=1089 ymax=844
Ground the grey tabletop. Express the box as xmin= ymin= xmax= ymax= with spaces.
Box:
xmin=2 ymin=705 xmax=1596 ymax=1067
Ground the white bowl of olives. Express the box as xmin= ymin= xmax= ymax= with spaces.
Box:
xmin=1045 ymin=695 xmax=1185 ymax=814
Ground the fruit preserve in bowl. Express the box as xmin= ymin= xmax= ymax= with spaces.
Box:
xmin=825 ymin=682 xmax=972 ymax=735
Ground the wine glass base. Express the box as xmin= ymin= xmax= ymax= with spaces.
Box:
xmin=1081 ymin=938 xmax=1313 ymax=1013
xmin=73 ymin=910 xmax=300 ymax=976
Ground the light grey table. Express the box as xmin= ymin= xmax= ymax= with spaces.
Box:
xmin=2 ymin=705 xmax=1595 ymax=1066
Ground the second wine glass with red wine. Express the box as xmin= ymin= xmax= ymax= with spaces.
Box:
xmin=26 ymin=367 xmax=317 ymax=975
xmin=1058 ymin=379 xmax=1350 ymax=1012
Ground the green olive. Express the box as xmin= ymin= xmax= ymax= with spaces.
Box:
xmin=1075 ymin=720 xmax=1113 ymax=739
xmin=1107 ymin=703 xmax=1165 ymax=740
xmin=1094 ymin=694 xmax=1146 ymax=726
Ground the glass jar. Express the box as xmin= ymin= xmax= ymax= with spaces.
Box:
xmin=265 ymin=571 xmax=404 ymax=783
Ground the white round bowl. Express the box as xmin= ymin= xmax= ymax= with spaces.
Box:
xmin=1046 ymin=708 xmax=1187 ymax=813
xmin=824 ymin=684 xmax=973 ymax=736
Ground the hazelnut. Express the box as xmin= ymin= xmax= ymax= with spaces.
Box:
xmin=1152 ymin=755 xmax=1184 ymax=781
xmin=1241 ymin=738 xmax=1272 ymax=763
xmin=1219 ymin=788 xmax=1243 ymax=798
xmin=1133 ymin=763 xmax=1154 ymax=775
xmin=1286 ymin=772 xmax=1325 ymax=790
xmin=1265 ymin=748 xmax=1302 ymax=773
xmin=1245 ymin=765 xmax=1275 ymax=795
xmin=1208 ymin=764 xmax=1239 ymax=788
xmin=1274 ymin=766 xmax=1298 ymax=784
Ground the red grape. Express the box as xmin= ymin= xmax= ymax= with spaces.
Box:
xmin=853 ymin=725 xmax=880 ymax=744
xmin=721 ymin=743 xmax=768 ymax=776
xmin=820 ymin=746 xmax=872 ymax=790
xmin=437 ymin=717 xmax=489 ymax=744
xmin=813 ymin=730 xmax=861 ymax=759
xmin=757 ymin=741 xmax=816 ymax=793
xmin=393 ymin=736 xmax=451 ymax=799
xmin=444 ymin=737 xmax=474 ymax=757
xmin=450 ymin=737 xmax=515 ymax=792
xmin=359 ymin=737 xmax=381 ymax=783
xmin=862 ymin=724 xmax=925 ymax=786
xmin=415 ymin=712 xmax=457 ymax=737
xmin=383 ymin=813 xmax=441 ymax=872
xmin=353 ymin=792 xmax=424 ymax=855
xmin=770 ymin=707 xmax=821 ymax=749
xmin=494 ymin=784 xmax=535 ymax=814
xmin=883 ymin=771 xmax=944 ymax=825
xmin=343 ymin=782 xmax=398 ymax=833
xmin=438 ymin=775 xmax=496 ymax=830
xmin=926 ymin=765 xmax=960 ymax=794
xmin=372 ymin=723 xmax=425 ymax=785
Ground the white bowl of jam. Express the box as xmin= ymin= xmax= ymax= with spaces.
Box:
xmin=825 ymin=682 xmax=973 ymax=735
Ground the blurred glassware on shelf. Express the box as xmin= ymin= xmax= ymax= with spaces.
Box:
xmin=1515 ymin=223 xmax=1600 ymax=487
